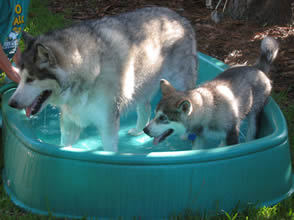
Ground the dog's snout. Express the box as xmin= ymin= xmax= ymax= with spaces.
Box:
xmin=143 ymin=127 xmax=150 ymax=135
xmin=8 ymin=99 xmax=19 ymax=109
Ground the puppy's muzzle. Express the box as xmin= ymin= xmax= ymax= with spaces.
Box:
xmin=8 ymin=98 xmax=21 ymax=109
xmin=143 ymin=127 xmax=150 ymax=136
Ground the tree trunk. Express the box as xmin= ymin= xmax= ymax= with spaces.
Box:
xmin=226 ymin=0 xmax=293 ymax=25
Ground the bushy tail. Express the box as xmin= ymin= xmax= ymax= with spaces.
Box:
xmin=255 ymin=36 xmax=279 ymax=74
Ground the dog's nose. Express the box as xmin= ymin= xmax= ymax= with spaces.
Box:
xmin=8 ymin=99 xmax=19 ymax=109
xmin=143 ymin=127 xmax=150 ymax=135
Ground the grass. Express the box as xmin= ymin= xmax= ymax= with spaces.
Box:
xmin=272 ymin=86 xmax=294 ymax=160
xmin=0 ymin=0 xmax=294 ymax=219
xmin=19 ymin=0 xmax=71 ymax=49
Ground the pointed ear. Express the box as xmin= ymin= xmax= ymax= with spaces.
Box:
xmin=177 ymin=99 xmax=192 ymax=115
xmin=34 ymin=43 xmax=57 ymax=68
xmin=22 ymin=31 xmax=35 ymax=45
xmin=160 ymin=79 xmax=175 ymax=96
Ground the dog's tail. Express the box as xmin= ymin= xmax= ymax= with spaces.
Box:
xmin=255 ymin=36 xmax=279 ymax=74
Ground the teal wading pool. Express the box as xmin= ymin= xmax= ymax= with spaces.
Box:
xmin=1 ymin=53 xmax=293 ymax=219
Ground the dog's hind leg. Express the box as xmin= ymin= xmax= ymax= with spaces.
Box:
xmin=246 ymin=111 xmax=262 ymax=142
xmin=128 ymin=101 xmax=151 ymax=136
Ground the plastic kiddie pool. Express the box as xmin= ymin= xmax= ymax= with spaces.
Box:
xmin=1 ymin=53 xmax=293 ymax=219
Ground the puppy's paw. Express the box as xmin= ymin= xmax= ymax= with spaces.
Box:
xmin=128 ymin=128 xmax=144 ymax=136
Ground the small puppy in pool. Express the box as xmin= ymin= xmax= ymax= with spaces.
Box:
xmin=144 ymin=36 xmax=279 ymax=149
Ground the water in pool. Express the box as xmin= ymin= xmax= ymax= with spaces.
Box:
xmin=25 ymin=104 xmax=248 ymax=154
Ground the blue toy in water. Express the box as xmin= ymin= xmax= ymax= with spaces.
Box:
xmin=1 ymin=53 xmax=293 ymax=219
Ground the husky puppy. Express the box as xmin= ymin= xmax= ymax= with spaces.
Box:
xmin=8 ymin=7 xmax=197 ymax=152
xmin=144 ymin=37 xmax=279 ymax=149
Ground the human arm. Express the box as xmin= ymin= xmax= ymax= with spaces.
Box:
xmin=12 ymin=46 xmax=21 ymax=66
xmin=0 ymin=44 xmax=20 ymax=83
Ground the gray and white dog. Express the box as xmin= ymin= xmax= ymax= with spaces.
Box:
xmin=8 ymin=7 xmax=197 ymax=152
xmin=144 ymin=37 xmax=279 ymax=149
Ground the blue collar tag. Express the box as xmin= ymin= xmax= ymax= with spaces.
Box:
xmin=188 ymin=133 xmax=197 ymax=141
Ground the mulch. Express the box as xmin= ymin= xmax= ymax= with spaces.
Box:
xmin=49 ymin=0 xmax=294 ymax=99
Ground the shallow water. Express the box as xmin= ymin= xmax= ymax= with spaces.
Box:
xmin=27 ymin=105 xmax=247 ymax=153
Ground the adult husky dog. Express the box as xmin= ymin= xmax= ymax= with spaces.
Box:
xmin=144 ymin=37 xmax=278 ymax=149
xmin=8 ymin=7 xmax=197 ymax=152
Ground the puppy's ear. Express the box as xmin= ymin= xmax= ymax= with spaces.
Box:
xmin=177 ymin=99 xmax=192 ymax=115
xmin=160 ymin=79 xmax=175 ymax=96
xmin=34 ymin=43 xmax=57 ymax=68
xmin=22 ymin=31 xmax=35 ymax=46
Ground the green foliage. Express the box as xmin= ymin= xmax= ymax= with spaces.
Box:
xmin=19 ymin=0 xmax=71 ymax=50
xmin=27 ymin=0 xmax=71 ymax=34
xmin=272 ymin=87 xmax=294 ymax=167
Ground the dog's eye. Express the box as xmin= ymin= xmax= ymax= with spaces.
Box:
xmin=158 ymin=115 xmax=167 ymax=121
xmin=26 ymin=77 xmax=34 ymax=83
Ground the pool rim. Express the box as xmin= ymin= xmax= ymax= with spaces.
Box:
xmin=1 ymin=93 xmax=288 ymax=166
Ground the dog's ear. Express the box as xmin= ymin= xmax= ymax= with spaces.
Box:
xmin=160 ymin=79 xmax=175 ymax=96
xmin=22 ymin=31 xmax=35 ymax=46
xmin=177 ymin=99 xmax=192 ymax=115
xmin=34 ymin=43 xmax=57 ymax=68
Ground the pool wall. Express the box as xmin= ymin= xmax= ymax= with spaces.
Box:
xmin=2 ymin=132 xmax=293 ymax=219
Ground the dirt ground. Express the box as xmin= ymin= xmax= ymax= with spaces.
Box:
xmin=49 ymin=0 xmax=294 ymax=100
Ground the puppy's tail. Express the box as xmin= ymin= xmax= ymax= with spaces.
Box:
xmin=255 ymin=36 xmax=279 ymax=74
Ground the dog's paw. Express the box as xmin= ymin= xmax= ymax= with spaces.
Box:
xmin=128 ymin=128 xmax=144 ymax=136
xmin=60 ymin=132 xmax=80 ymax=146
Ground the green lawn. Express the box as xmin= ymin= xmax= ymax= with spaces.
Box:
xmin=0 ymin=0 xmax=293 ymax=219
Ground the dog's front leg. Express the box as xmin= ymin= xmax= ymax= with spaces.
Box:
xmin=128 ymin=101 xmax=151 ymax=136
xmin=226 ymin=126 xmax=239 ymax=146
xmin=60 ymin=114 xmax=81 ymax=146
xmin=98 ymin=109 xmax=120 ymax=152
